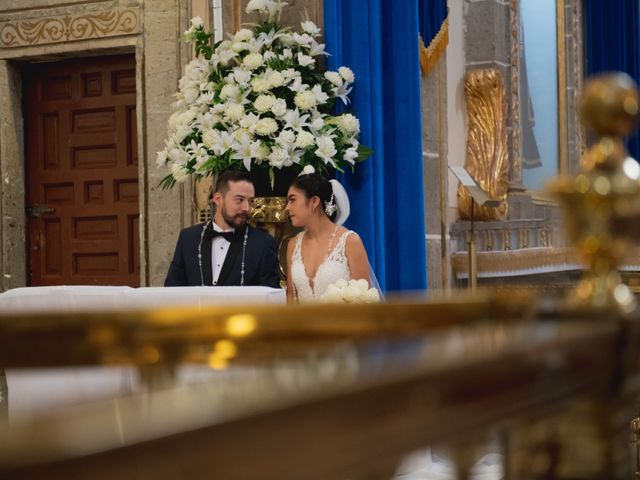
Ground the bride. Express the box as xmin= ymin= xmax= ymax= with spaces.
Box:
xmin=285 ymin=167 xmax=372 ymax=302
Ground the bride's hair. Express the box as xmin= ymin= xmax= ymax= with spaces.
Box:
xmin=291 ymin=173 xmax=337 ymax=222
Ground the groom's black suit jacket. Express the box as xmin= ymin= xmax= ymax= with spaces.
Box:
xmin=164 ymin=222 xmax=280 ymax=288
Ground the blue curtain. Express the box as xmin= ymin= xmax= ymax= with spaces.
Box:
xmin=324 ymin=0 xmax=427 ymax=292
xmin=584 ymin=0 xmax=640 ymax=160
xmin=419 ymin=0 xmax=447 ymax=48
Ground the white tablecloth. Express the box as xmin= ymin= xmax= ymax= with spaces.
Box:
xmin=0 ymin=285 xmax=285 ymax=313
xmin=0 ymin=285 xmax=285 ymax=422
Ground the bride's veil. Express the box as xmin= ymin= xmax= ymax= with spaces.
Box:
xmin=330 ymin=179 xmax=384 ymax=297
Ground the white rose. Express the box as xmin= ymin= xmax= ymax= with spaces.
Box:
xmin=268 ymin=147 xmax=290 ymax=168
xmin=294 ymin=90 xmax=316 ymax=110
xmin=220 ymin=84 xmax=240 ymax=100
xmin=225 ymin=103 xmax=245 ymax=121
xmin=279 ymin=33 xmax=294 ymax=46
xmin=243 ymin=52 xmax=264 ymax=70
xmin=231 ymin=42 xmax=249 ymax=53
xmin=190 ymin=16 xmax=204 ymax=29
xmin=299 ymin=164 xmax=316 ymax=175
xmin=281 ymin=48 xmax=293 ymax=59
xmin=263 ymin=51 xmax=277 ymax=61
xmin=324 ymin=71 xmax=343 ymax=87
xmin=254 ymin=94 xmax=275 ymax=112
xmin=246 ymin=0 xmax=268 ymax=13
xmin=277 ymin=129 xmax=296 ymax=145
xmin=339 ymin=66 xmax=355 ymax=83
xmin=233 ymin=128 xmax=251 ymax=141
xmin=234 ymin=28 xmax=254 ymax=42
xmin=342 ymin=283 xmax=361 ymax=303
xmin=297 ymin=52 xmax=315 ymax=68
xmin=321 ymin=284 xmax=342 ymax=303
xmin=301 ymin=20 xmax=321 ymax=36
xmin=216 ymin=49 xmax=238 ymax=66
xmin=364 ymin=288 xmax=381 ymax=303
xmin=183 ymin=86 xmax=199 ymax=104
xmin=336 ymin=113 xmax=360 ymax=135
xmin=335 ymin=278 xmax=349 ymax=288
xmin=251 ymin=77 xmax=270 ymax=93
xmin=295 ymin=130 xmax=315 ymax=149
xmin=170 ymin=163 xmax=189 ymax=183
xmin=202 ymin=128 xmax=220 ymax=149
xmin=254 ymin=141 xmax=270 ymax=160
xmin=254 ymin=117 xmax=278 ymax=136
xmin=174 ymin=125 xmax=192 ymax=143
xmin=271 ymin=98 xmax=287 ymax=117
xmin=268 ymin=71 xmax=285 ymax=88
xmin=353 ymin=279 xmax=369 ymax=291
xmin=233 ymin=69 xmax=252 ymax=85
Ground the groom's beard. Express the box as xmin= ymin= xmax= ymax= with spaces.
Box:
xmin=221 ymin=208 xmax=249 ymax=229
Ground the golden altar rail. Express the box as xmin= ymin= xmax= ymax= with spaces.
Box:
xmin=0 ymin=292 xmax=638 ymax=480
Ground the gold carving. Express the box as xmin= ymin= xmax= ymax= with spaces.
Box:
xmin=0 ymin=8 xmax=140 ymax=48
xmin=250 ymin=197 xmax=289 ymax=224
xmin=459 ymin=69 xmax=509 ymax=220
xmin=509 ymin=0 xmax=522 ymax=182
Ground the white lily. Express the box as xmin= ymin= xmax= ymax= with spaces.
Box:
xmin=212 ymin=130 xmax=236 ymax=156
xmin=283 ymin=108 xmax=311 ymax=130
xmin=311 ymin=84 xmax=329 ymax=105
xmin=333 ymin=82 xmax=353 ymax=105
xmin=314 ymin=135 xmax=337 ymax=166
xmin=232 ymin=133 xmax=257 ymax=171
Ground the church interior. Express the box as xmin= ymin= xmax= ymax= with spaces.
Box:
xmin=1 ymin=0 xmax=640 ymax=478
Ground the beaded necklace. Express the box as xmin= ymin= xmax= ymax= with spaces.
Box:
xmin=197 ymin=220 xmax=249 ymax=286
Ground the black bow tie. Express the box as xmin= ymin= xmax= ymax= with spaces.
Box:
xmin=210 ymin=230 xmax=235 ymax=242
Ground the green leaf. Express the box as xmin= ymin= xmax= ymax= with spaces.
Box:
xmin=356 ymin=144 xmax=373 ymax=162
xmin=269 ymin=167 xmax=275 ymax=190
xmin=158 ymin=174 xmax=177 ymax=190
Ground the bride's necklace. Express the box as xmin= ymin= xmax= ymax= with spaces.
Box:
xmin=326 ymin=225 xmax=340 ymax=254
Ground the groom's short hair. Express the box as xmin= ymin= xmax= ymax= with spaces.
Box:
xmin=214 ymin=170 xmax=254 ymax=195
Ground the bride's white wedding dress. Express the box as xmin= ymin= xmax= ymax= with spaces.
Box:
xmin=290 ymin=230 xmax=354 ymax=302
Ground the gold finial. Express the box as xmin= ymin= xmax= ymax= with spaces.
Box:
xmin=548 ymin=72 xmax=640 ymax=315
xmin=580 ymin=73 xmax=639 ymax=138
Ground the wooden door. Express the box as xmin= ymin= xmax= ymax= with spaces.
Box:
xmin=25 ymin=55 xmax=140 ymax=286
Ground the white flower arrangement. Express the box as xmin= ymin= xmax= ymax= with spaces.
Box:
xmin=320 ymin=279 xmax=381 ymax=304
xmin=156 ymin=1 xmax=371 ymax=189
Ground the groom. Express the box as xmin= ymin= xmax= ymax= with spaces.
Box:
xmin=164 ymin=171 xmax=281 ymax=288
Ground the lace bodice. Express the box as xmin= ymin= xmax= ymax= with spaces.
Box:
xmin=291 ymin=230 xmax=353 ymax=302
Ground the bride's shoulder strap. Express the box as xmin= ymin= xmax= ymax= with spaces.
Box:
xmin=335 ymin=229 xmax=354 ymax=252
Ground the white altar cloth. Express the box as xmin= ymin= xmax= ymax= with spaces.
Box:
xmin=0 ymin=285 xmax=285 ymax=422
xmin=0 ymin=285 xmax=285 ymax=313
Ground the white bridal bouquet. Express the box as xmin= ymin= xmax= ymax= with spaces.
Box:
xmin=320 ymin=279 xmax=381 ymax=304
xmin=156 ymin=0 xmax=371 ymax=189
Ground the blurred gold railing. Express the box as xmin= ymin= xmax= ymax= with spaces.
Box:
xmin=0 ymin=291 xmax=639 ymax=480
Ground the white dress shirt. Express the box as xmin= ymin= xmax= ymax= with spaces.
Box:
xmin=211 ymin=222 xmax=235 ymax=285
